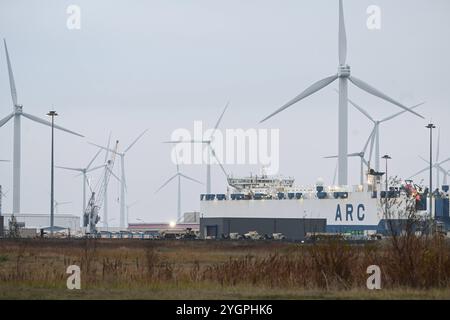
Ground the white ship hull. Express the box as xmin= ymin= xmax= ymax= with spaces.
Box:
xmin=200 ymin=192 xmax=399 ymax=232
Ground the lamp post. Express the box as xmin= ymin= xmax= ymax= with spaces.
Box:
xmin=426 ymin=123 xmax=436 ymax=221
xmin=47 ymin=111 xmax=58 ymax=236
xmin=382 ymin=155 xmax=391 ymax=218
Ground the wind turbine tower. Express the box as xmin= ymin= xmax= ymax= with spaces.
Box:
xmin=0 ymin=40 xmax=83 ymax=214
xmin=260 ymin=0 xmax=423 ymax=186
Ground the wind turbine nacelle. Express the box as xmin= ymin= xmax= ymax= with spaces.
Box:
xmin=14 ymin=105 xmax=23 ymax=114
xmin=338 ymin=65 xmax=351 ymax=77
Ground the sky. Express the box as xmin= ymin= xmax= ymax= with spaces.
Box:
xmin=0 ymin=0 xmax=449 ymax=225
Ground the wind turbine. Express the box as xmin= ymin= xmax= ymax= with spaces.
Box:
xmin=346 ymin=96 xmax=425 ymax=171
xmin=164 ymin=102 xmax=229 ymax=194
xmin=155 ymin=159 xmax=203 ymax=222
xmin=0 ymin=39 xmax=84 ymax=214
xmin=260 ymin=0 xmax=423 ymax=186
xmin=102 ymin=133 xmax=112 ymax=229
xmin=411 ymin=130 xmax=450 ymax=187
xmin=56 ymin=149 xmax=103 ymax=216
xmin=324 ymin=127 xmax=376 ymax=185
xmin=89 ymin=129 xmax=149 ymax=228
xmin=126 ymin=200 xmax=139 ymax=223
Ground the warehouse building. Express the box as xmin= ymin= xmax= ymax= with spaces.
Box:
xmin=200 ymin=217 xmax=326 ymax=241
xmin=1 ymin=213 xmax=81 ymax=233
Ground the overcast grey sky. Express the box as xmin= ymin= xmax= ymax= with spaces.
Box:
xmin=0 ymin=0 xmax=449 ymax=225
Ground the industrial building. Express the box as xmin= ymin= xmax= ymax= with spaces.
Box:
xmin=200 ymin=217 xmax=326 ymax=241
xmin=1 ymin=213 xmax=81 ymax=233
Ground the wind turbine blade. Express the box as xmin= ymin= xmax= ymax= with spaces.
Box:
xmin=349 ymin=76 xmax=424 ymax=119
xmin=104 ymin=132 xmax=112 ymax=162
xmin=436 ymin=165 xmax=448 ymax=175
xmin=347 ymin=153 xmax=361 ymax=157
xmin=418 ymin=155 xmax=429 ymax=165
xmin=333 ymin=161 xmax=338 ymax=185
xmin=368 ymin=125 xmax=377 ymax=166
xmin=362 ymin=158 xmax=369 ymax=167
xmin=4 ymin=39 xmax=18 ymax=106
xmin=179 ymin=173 xmax=203 ymax=185
xmin=338 ymin=0 xmax=347 ymax=65
xmin=22 ymin=113 xmax=84 ymax=137
xmin=362 ymin=127 xmax=376 ymax=154
xmin=86 ymin=164 xmax=105 ymax=173
xmin=325 ymin=152 xmax=364 ymax=159
xmin=163 ymin=140 xmax=206 ymax=144
xmin=0 ymin=112 xmax=14 ymax=128
xmin=210 ymin=101 xmax=230 ymax=138
xmin=55 ymin=165 xmax=82 ymax=172
xmin=380 ymin=102 xmax=425 ymax=123
xmin=0 ymin=160 xmax=10 ymax=162
xmin=437 ymin=157 xmax=450 ymax=167
xmin=347 ymin=97 xmax=375 ymax=123
xmin=260 ymin=75 xmax=338 ymax=123
xmin=124 ymin=129 xmax=149 ymax=153
xmin=210 ymin=146 xmax=228 ymax=177
xmin=88 ymin=142 xmax=118 ymax=155
xmin=155 ymin=173 xmax=178 ymax=193
xmin=86 ymin=149 xmax=102 ymax=170
xmin=409 ymin=167 xmax=429 ymax=179
xmin=107 ymin=167 xmax=123 ymax=188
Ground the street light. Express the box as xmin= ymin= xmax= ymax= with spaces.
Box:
xmin=426 ymin=123 xmax=436 ymax=220
xmin=47 ymin=110 xmax=58 ymax=236
xmin=382 ymin=155 xmax=391 ymax=219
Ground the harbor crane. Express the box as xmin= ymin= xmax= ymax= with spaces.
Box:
xmin=84 ymin=140 xmax=119 ymax=235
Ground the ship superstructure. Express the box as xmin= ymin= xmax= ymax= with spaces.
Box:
xmin=200 ymin=169 xmax=434 ymax=235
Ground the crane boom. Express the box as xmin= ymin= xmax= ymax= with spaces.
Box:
xmin=84 ymin=140 xmax=119 ymax=234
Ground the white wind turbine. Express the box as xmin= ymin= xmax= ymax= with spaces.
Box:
xmin=346 ymin=96 xmax=425 ymax=172
xmin=324 ymin=127 xmax=376 ymax=185
xmin=89 ymin=129 xmax=149 ymax=228
xmin=411 ymin=129 xmax=450 ymax=187
xmin=56 ymin=149 xmax=103 ymax=216
xmin=260 ymin=0 xmax=423 ymax=186
xmin=0 ymin=39 xmax=84 ymax=214
xmin=164 ymin=102 xmax=229 ymax=193
xmin=101 ymin=133 xmax=112 ymax=228
xmin=155 ymin=158 xmax=203 ymax=222
xmin=126 ymin=200 xmax=139 ymax=223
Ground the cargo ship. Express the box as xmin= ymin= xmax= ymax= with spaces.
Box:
xmin=198 ymin=169 xmax=448 ymax=239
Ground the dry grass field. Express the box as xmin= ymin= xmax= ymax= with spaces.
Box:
xmin=0 ymin=238 xmax=449 ymax=299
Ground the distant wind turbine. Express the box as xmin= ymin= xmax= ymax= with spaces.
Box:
xmin=90 ymin=129 xmax=149 ymax=228
xmin=126 ymin=200 xmax=139 ymax=223
xmin=345 ymin=95 xmax=425 ymax=171
xmin=260 ymin=0 xmax=423 ymax=186
xmin=56 ymin=149 xmax=103 ymax=216
xmin=155 ymin=158 xmax=203 ymax=221
xmin=102 ymin=133 xmax=112 ymax=228
xmin=0 ymin=39 xmax=84 ymax=214
xmin=410 ymin=130 xmax=450 ymax=187
xmin=324 ymin=127 xmax=375 ymax=185
xmin=164 ymin=102 xmax=229 ymax=194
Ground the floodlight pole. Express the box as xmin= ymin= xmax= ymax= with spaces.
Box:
xmin=426 ymin=123 xmax=436 ymax=222
xmin=382 ymin=155 xmax=391 ymax=218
